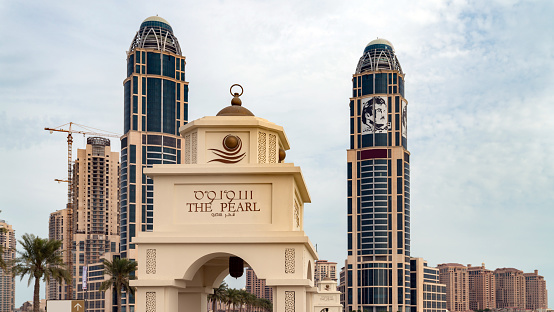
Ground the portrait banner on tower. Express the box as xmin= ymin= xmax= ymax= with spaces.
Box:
xmin=361 ymin=96 xmax=389 ymax=134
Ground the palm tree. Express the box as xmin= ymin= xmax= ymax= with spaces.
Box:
xmin=244 ymin=292 xmax=256 ymax=312
xmin=237 ymin=289 xmax=250 ymax=312
xmin=226 ymin=288 xmax=241 ymax=312
xmin=208 ymin=281 xmax=228 ymax=312
xmin=99 ymin=257 xmax=138 ymax=312
xmin=260 ymin=298 xmax=272 ymax=312
xmin=12 ymin=233 xmax=71 ymax=312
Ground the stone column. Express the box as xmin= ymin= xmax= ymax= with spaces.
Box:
xmin=136 ymin=286 xmax=179 ymax=312
xmin=273 ymin=286 xmax=308 ymax=312
xmin=178 ymin=289 xmax=208 ymax=312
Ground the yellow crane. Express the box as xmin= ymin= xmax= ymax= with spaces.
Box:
xmin=44 ymin=122 xmax=120 ymax=300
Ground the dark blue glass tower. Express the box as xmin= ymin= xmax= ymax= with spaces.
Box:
xmin=120 ymin=16 xmax=188 ymax=311
xmin=345 ymin=38 xmax=411 ymax=312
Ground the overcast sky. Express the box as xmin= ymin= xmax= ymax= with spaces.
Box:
xmin=1 ymin=0 xmax=553 ymax=308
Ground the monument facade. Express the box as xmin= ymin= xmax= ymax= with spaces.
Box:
xmin=131 ymin=87 xmax=338 ymax=312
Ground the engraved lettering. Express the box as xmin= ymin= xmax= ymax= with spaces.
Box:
xmin=194 ymin=191 xmax=204 ymax=200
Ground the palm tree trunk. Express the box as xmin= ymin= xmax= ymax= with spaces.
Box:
xmin=117 ymin=288 xmax=122 ymax=312
xmin=33 ymin=277 xmax=40 ymax=312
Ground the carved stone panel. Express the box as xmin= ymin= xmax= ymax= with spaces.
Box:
xmin=146 ymin=292 xmax=156 ymax=312
xmin=285 ymin=291 xmax=295 ymax=312
xmin=258 ymin=132 xmax=267 ymax=163
xmin=285 ymin=248 xmax=295 ymax=273
xmin=146 ymin=249 xmax=156 ymax=274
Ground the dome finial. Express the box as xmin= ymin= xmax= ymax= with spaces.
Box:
xmin=216 ymin=84 xmax=254 ymax=116
xmin=230 ymin=84 xmax=243 ymax=106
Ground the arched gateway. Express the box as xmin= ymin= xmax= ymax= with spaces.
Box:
xmin=131 ymin=87 xmax=341 ymax=312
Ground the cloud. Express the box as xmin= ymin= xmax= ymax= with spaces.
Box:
xmin=2 ymin=0 xmax=554 ymax=306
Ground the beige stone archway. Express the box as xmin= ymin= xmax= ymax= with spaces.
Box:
xmin=131 ymin=108 xmax=322 ymax=312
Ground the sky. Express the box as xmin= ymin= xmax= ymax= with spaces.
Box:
xmin=1 ymin=0 xmax=553 ymax=308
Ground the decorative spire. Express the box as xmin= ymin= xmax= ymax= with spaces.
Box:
xmin=216 ymin=84 xmax=255 ymax=116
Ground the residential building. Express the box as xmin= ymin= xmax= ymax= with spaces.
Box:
xmin=495 ymin=268 xmax=526 ymax=309
xmin=410 ymin=258 xmax=446 ymax=312
xmin=468 ymin=263 xmax=496 ymax=310
xmin=0 ymin=219 xmax=15 ymax=312
xmin=524 ymin=270 xmax=547 ymax=310
xmin=78 ymin=252 xmax=118 ymax=312
xmin=120 ymin=16 xmax=189 ymax=311
xmin=315 ymin=260 xmax=337 ymax=285
xmin=72 ymin=137 xmax=120 ymax=312
xmin=47 ymin=208 xmax=70 ymax=300
xmin=438 ymin=263 xmax=469 ymax=312
xmin=339 ymin=266 xmax=346 ymax=308
xmin=344 ymin=38 xmax=411 ymax=312
xmin=245 ymin=267 xmax=273 ymax=303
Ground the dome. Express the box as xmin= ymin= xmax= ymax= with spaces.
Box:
xmin=364 ymin=38 xmax=394 ymax=53
xmin=130 ymin=15 xmax=181 ymax=55
xmin=142 ymin=16 xmax=171 ymax=26
xmin=356 ymin=37 xmax=403 ymax=74
xmin=139 ymin=15 xmax=173 ymax=33
xmin=216 ymin=105 xmax=255 ymax=117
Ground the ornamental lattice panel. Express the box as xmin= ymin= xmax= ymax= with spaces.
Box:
xmin=285 ymin=248 xmax=295 ymax=273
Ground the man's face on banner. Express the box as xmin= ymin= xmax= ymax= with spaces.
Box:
xmin=374 ymin=101 xmax=387 ymax=129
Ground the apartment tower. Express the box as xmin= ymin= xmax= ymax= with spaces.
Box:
xmin=0 ymin=220 xmax=15 ymax=312
xmin=47 ymin=208 xmax=70 ymax=300
xmin=314 ymin=260 xmax=337 ymax=285
xmin=245 ymin=267 xmax=273 ymax=303
xmin=437 ymin=263 xmax=469 ymax=312
xmin=410 ymin=258 xmax=446 ymax=312
xmin=121 ymin=16 xmax=188 ymax=310
xmin=495 ymin=268 xmax=526 ymax=309
xmin=524 ymin=270 xmax=548 ymax=310
xmin=72 ymin=137 xmax=120 ymax=311
xmin=345 ymin=38 xmax=410 ymax=312
xmin=467 ymin=263 xmax=496 ymax=310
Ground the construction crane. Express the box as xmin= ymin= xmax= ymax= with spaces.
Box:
xmin=45 ymin=122 xmax=120 ymax=300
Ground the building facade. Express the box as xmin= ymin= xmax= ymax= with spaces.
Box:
xmin=245 ymin=267 xmax=273 ymax=303
xmin=120 ymin=16 xmax=189 ymax=311
xmin=72 ymin=137 xmax=120 ymax=311
xmin=524 ymin=270 xmax=548 ymax=310
xmin=468 ymin=263 xmax=496 ymax=311
xmin=47 ymin=208 xmax=70 ymax=300
xmin=315 ymin=260 xmax=337 ymax=285
xmin=438 ymin=263 xmax=469 ymax=312
xmin=409 ymin=258 xmax=446 ymax=312
xmin=0 ymin=219 xmax=15 ymax=312
xmin=339 ymin=266 xmax=346 ymax=308
xmin=344 ymin=38 xmax=411 ymax=312
xmin=495 ymin=268 xmax=526 ymax=309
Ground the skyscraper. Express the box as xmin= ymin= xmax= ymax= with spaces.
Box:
xmin=120 ymin=16 xmax=188 ymax=310
xmin=344 ymin=38 xmax=410 ymax=312
xmin=0 ymin=219 xmax=15 ymax=312
xmin=47 ymin=138 xmax=120 ymax=312
xmin=72 ymin=137 xmax=120 ymax=311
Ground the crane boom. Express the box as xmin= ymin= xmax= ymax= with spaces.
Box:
xmin=45 ymin=122 xmax=120 ymax=300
